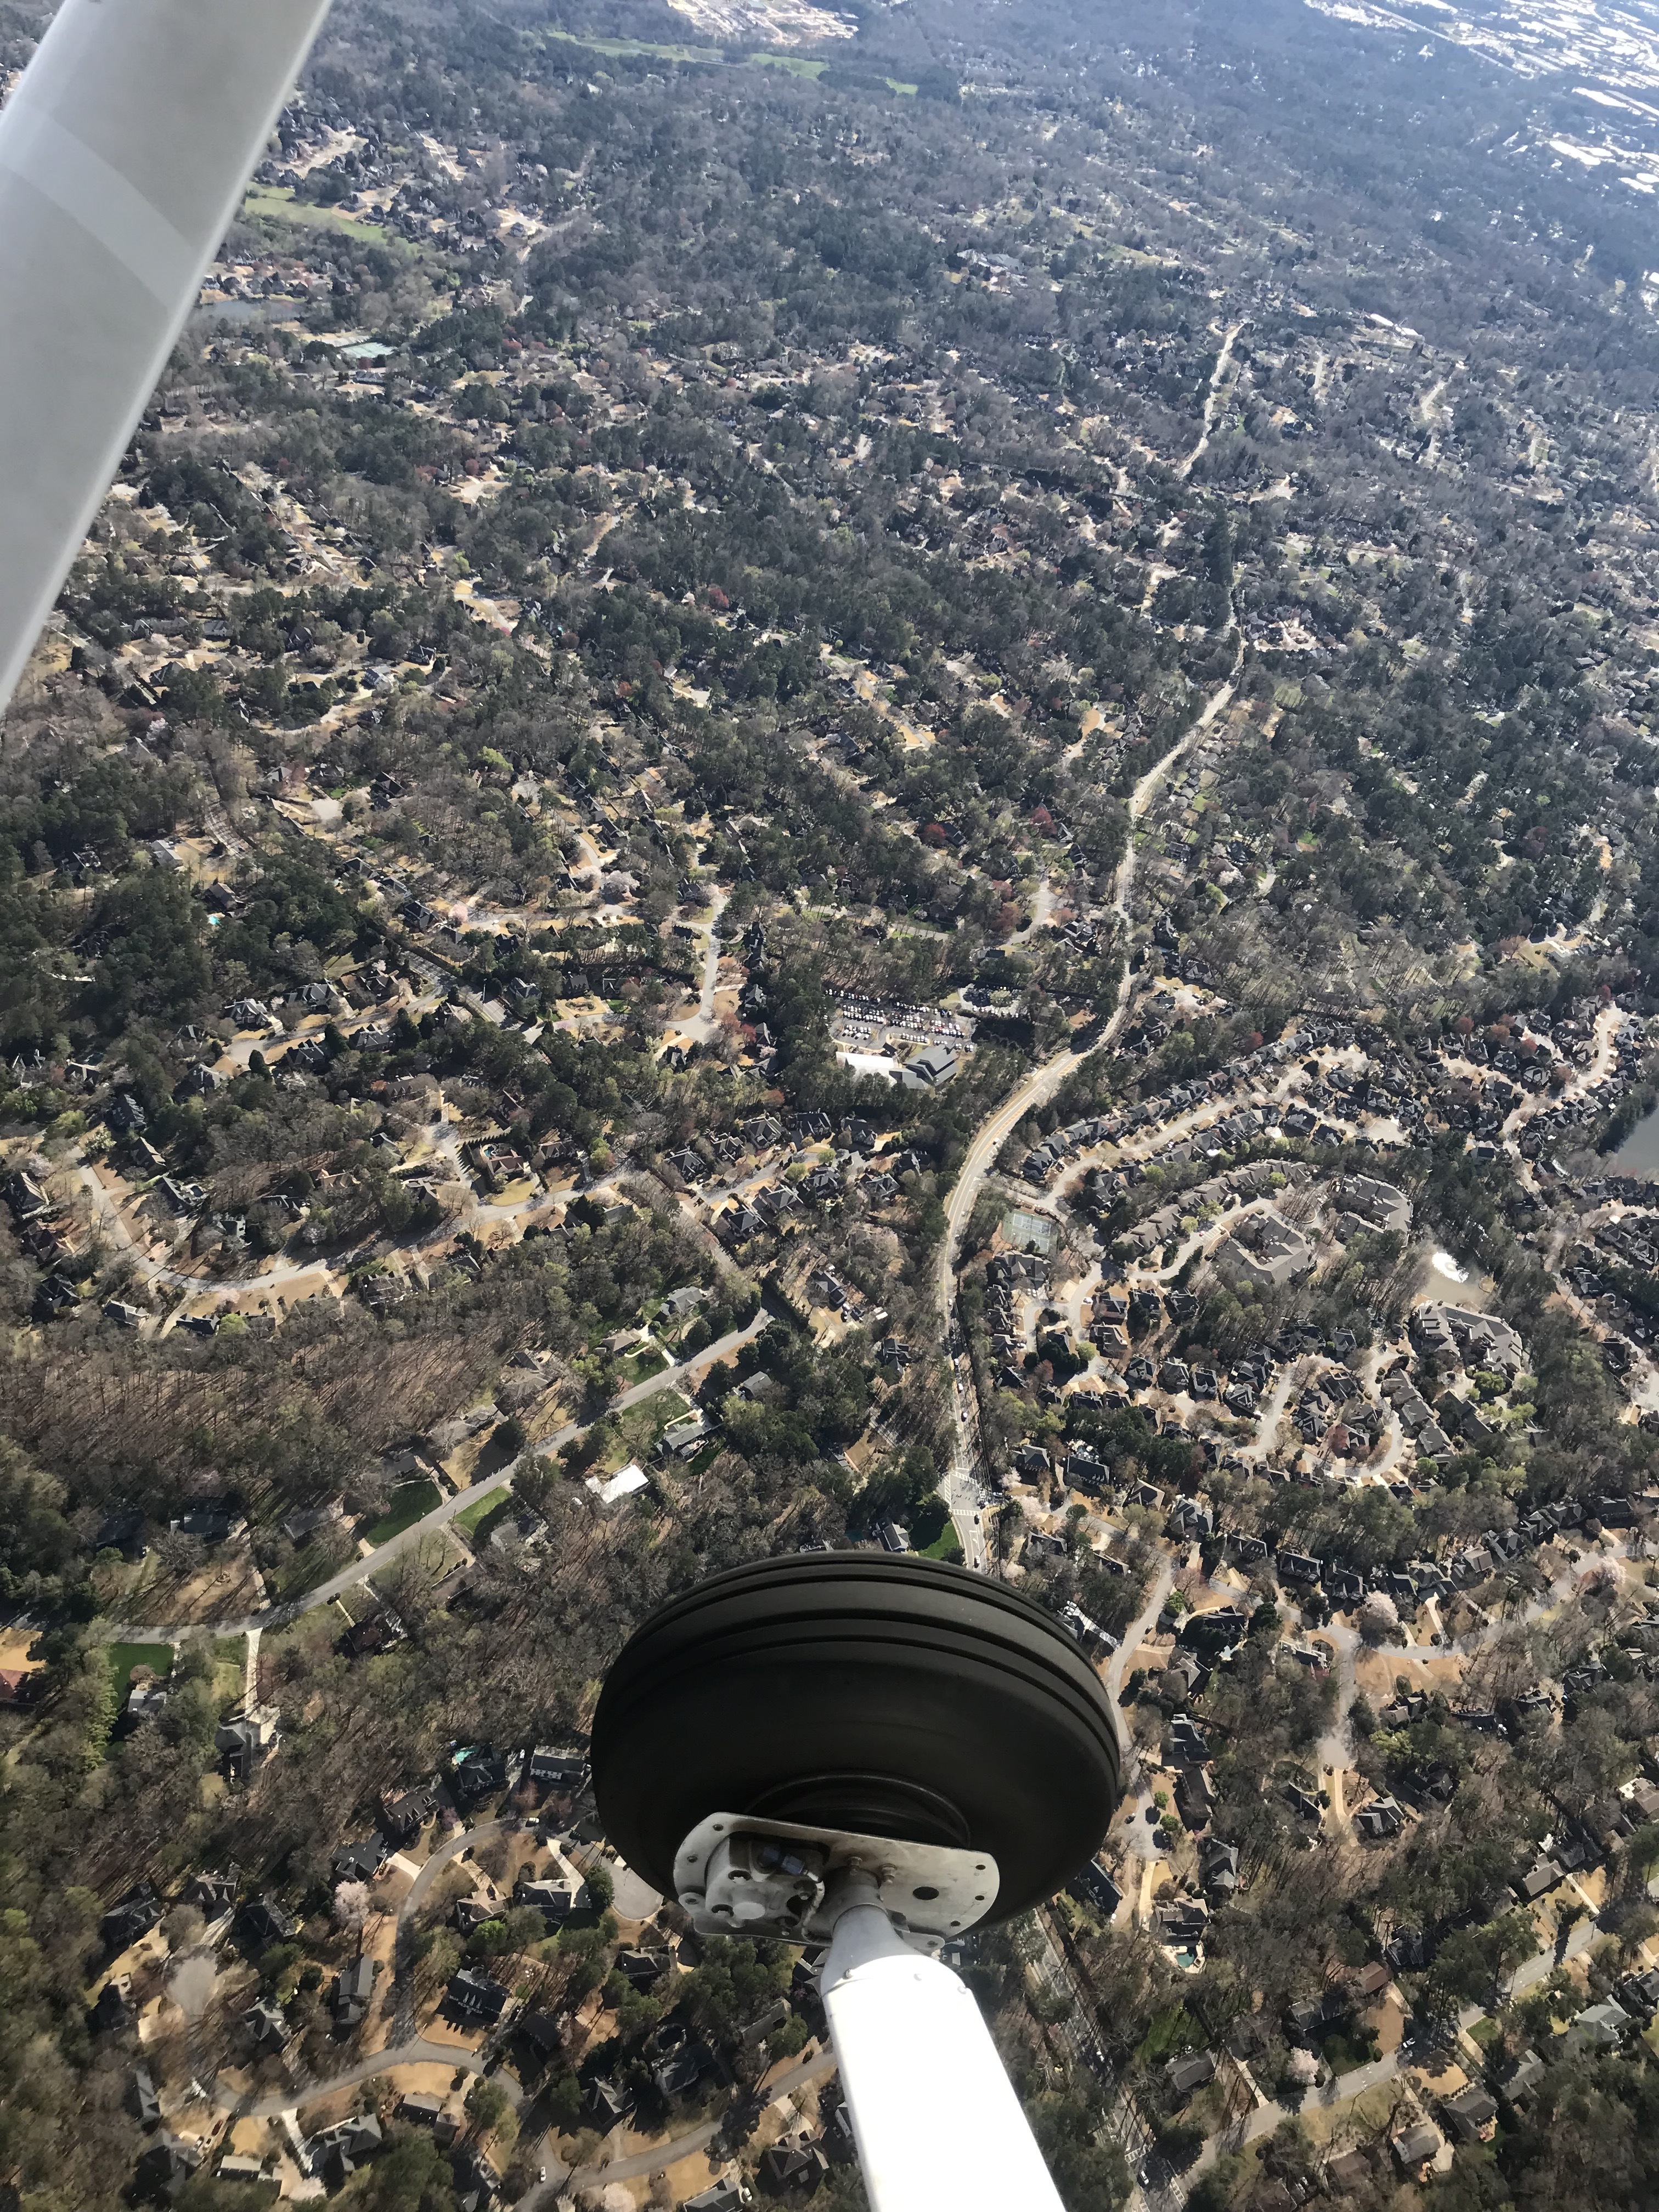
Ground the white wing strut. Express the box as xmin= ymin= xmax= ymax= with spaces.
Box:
xmin=821 ymin=1877 xmax=1069 ymax=2212
xmin=0 ymin=0 xmax=334 ymax=713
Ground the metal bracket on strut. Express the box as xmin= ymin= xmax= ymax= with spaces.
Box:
xmin=673 ymin=1813 xmax=1001 ymax=1945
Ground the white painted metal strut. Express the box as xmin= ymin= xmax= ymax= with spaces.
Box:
xmin=0 ymin=0 xmax=335 ymax=713
xmin=821 ymin=1874 xmax=1067 ymax=2212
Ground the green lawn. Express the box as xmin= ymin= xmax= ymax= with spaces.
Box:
xmin=752 ymin=52 xmax=831 ymax=77
xmin=618 ymin=1344 xmax=670 ymax=1387
xmin=270 ymin=1535 xmax=354 ymax=1604
xmin=106 ymin=1641 xmax=173 ymax=1700
xmin=454 ymin=1486 xmax=510 ymax=1542
xmin=364 ymin=1480 xmax=442 ymax=1547
xmin=911 ymin=1493 xmax=963 ymax=1562
xmin=240 ymin=184 xmax=396 ymax=246
xmin=541 ymin=26 xmax=828 ymax=74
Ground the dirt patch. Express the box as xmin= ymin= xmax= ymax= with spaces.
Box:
xmin=1370 ymin=1994 xmax=1406 ymax=2057
xmin=1355 ymin=1649 xmax=1467 ymax=1702
xmin=147 ymin=1546 xmax=267 ymax=1626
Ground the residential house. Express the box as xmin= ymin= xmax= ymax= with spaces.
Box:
xmin=236 ymin=1900 xmax=297 ymax=1954
xmin=91 ymin=1979 xmax=136 ymax=2035
xmin=741 ymin=1997 xmax=791 ymax=2049
xmin=341 ymin=1607 xmax=405 ymax=1658
xmin=1067 ymin=1861 xmax=1122 ymax=1918
xmin=1511 ymin=1857 xmax=1560 ymax=1905
xmin=243 ymin=1999 xmax=289 ymax=2051
xmin=334 ymin=1957 xmax=378 ymax=2031
xmin=1059 ymin=1601 xmax=1114 ymax=1654
xmin=1568 ymin=1999 xmax=1631 ymax=2051
xmin=528 ymin=1747 xmax=588 ymax=1791
xmin=759 ymin=2138 xmax=831 ymax=2192
xmin=1391 ymin=2121 xmax=1443 ymax=2181
xmin=102 ymin=1886 xmax=162 ymax=1955
xmin=682 ymin=2182 xmax=749 ymax=2212
xmin=1201 ymin=1839 xmax=1240 ymax=1899
xmin=516 ymin=1865 xmax=583 ymax=1922
xmin=1165 ymin=2051 xmax=1216 ymax=2102
xmin=1154 ymin=1898 xmax=1210 ymax=1948
xmin=134 ymin=2136 xmax=202 ymax=2200
xmin=1175 ymin=1767 xmax=1217 ymax=1830
xmin=332 ymin=1836 xmax=388 ymax=1884
xmin=449 ymin=1743 xmax=509 ymax=1804
xmin=452 ymin=2147 xmax=499 ymax=2212
xmin=94 ymin=1506 xmax=148 ymax=1556
xmin=216 ymin=1706 xmax=280 ymax=1777
xmin=1170 ymin=1714 xmax=1211 ymax=1764
xmin=215 ymin=2154 xmax=279 ymax=2195
xmin=654 ymin=2040 xmax=715 ymax=2097
xmin=584 ymin=2075 xmax=633 ymax=2131
xmin=1324 ymin=2150 xmax=1374 ymax=2195
xmin=1495 ymin=2049 xmax=1546 ymax=2107
xmin=129 ymin=2067 xmax=161 ymax=2128
xmin=380 ymin=1783 xmax=438 ymax=1845
xmin=279 ymin=1497 xmax=344 ymax=1545
xmin=399 ymin=2091 xmax=459 ymax=2145
xmin=1442 ymin=2086 xmax=1498 ymax=2144
xmin=1353 ymin=1796 xmax=1404 ymax=1840
xmin=1384 ymin=1927 xmax=1429 ymax=1973
xmin=661 ymin=1412 xmax=716 ymax=1460
xmin=447 ymin=1967 xmax=509 ymax=2023
xmin=307 ymin=2115 xmax=382 ymax=2188
xmin=186 ymin=1867 xmax=239 ymax=1918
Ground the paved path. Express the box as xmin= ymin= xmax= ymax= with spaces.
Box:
xmin=207 ymin=1789 xmax=839 ymax=2205
xmin=389 ymin=1814 xmax=517 ymax=2042
xmin=1177 ymin=321 xmax=1246 ymax=481
xmin=99 ymin=1314 xmax=768 ymax=1644
xmin=1105 ymin=1562 xmax=1176 ymax=1863
xmin=679 ymin=885 xmax=729 ymax=1047
xmin=212 ymin=2033 xmax=515 ymax=2121
xmin=933 ymin=635 xmax=1241 ymax=1534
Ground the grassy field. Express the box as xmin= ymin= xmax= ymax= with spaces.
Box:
xmin=618 ymin=1343 xmax=670 ymax=1386
xmin=106 ymin=1641 xmax=173 ymax=1699
xmin=240 ymin=184 xmax=393 ymax=246
xmin=912 ymin=1494 xmax=963 ymax=1563
xmin=364 ymin=1480 xmax=442 ymax=1547
xmin=455 ymin=1486 xmax=510 ymax=1542
xmin=541 ymin=26 xmax=829 ymax=74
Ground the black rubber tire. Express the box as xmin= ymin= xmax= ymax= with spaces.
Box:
xmin=591 ymin=1551 xmax=1122 ymax=1922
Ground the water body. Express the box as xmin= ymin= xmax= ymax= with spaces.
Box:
xmin=1611 ymin=1102 xmax=1659 ymax=1181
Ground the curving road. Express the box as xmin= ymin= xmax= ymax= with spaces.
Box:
xmin=1104 ymin=1560 xmax=1177 ymax=1862
xmin=99 ymin=1312 xmax=769 ymax=1645
xmin=935 ymin=642 xmax=1243 ymax=1552
xmin=205 ymin=1799 xmax=838 ymax=2212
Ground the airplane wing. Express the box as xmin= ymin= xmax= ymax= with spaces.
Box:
xmin=0 ymin=0 xmax=334 ymax=712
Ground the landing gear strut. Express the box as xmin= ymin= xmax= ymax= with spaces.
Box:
xmin=592 ymin=1553 xmax=1122 ymax=2212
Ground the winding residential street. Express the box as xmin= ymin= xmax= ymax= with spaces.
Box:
xmin=1177 ymin=322 xmax=1247 ymax=482
xmin=98 ymin=1312 xmax=769 ymax=1645
xmin=936 ymin=640 xmax=1242 ymax=1553
xmin=1105 ymin=1561 xmax=1177 ymax=1860
xmin=206 ymin=1797 xmax=835 ymax=2212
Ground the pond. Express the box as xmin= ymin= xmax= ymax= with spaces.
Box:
xmin=1611 ymin=1101 xmax=1659 ymax=1181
